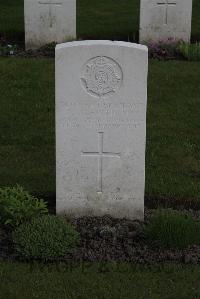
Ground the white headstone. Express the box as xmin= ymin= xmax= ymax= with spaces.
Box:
xmin=25 ymin=0 xmax=76 ymax=49
xmin=140 ymin=0 xmax=193 ymax=43
xmin=56 ymin=41 xmax=148 ymax=220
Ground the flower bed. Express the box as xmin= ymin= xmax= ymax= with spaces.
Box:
xmin=1 ymin=208 xmax=200 ymax=264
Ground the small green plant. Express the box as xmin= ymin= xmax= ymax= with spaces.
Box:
xmin=0 ymin=185 xmax=48 ymax=227
xmin=0 ymin=43 xmax=18 ymax=56
xmin=147 ymin=39 xmax=181 ymax=60
xmin=179 ymin=42 xmax=200 ymax=61
xmin=13 ymin=215 xmax=80 ymax=259
xmin=145 ymin=209 xmax=200 ymax=249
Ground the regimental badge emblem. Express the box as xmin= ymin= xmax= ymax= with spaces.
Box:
xmin=81 ymin=56 xmax=123 ymax=98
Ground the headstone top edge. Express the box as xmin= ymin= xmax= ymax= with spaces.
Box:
xmin=55 ymin=40 xmax=148 ymax=52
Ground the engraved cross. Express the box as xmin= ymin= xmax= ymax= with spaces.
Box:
xmin=157 ymin=0 xmax=177 ymax=25
xmin=38 ymin=0 xmax=62 ymax=28
xmin=81 ymin=132 xmax=121 ymax=193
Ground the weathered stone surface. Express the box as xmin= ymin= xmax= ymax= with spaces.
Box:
xmin=25 ymin=0 xmax=76 ymax=49
xmin=56 ymin=41 xmax=148 ymax=220
xmin=140 ymin=0 xmax=193 ymax=43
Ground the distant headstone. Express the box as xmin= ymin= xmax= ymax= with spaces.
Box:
xmin=25 ymin=0 xmax=76 ymax=49
xmin=140 ymin=0 xmax=193 ymax=43
xmin=56 ymin=41 xmax=148 ymax=220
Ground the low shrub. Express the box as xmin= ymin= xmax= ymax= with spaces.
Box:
xmin=0 ymin=37 xmax=18 ymax=56
xmin=0 ymin=185 xmax=48 ymax=227
xmin=145 ymin=209 xmax=200 ymax=249
xmin=147 ymin=39 xmax=200 ymax=61
xmin=179 ymin=42 xmax=200 ymax=61
xmin=13 ymin=215 xmax=80 ymax=260
xmin=147 ymin=39 xmax=181 ymax=60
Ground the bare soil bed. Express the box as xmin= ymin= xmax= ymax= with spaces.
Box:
xmin=0 ymin=208 xmax=200 ymax=265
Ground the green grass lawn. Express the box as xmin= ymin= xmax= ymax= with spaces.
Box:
xmin=147 ymin=60 xmax=200 ymax=203
xmin=0 ymin=58 xmax=55 ymax=197
xmin=0 ymin=0 xmax=24 ymax=41
xmin=0 ymin=1 xmax=200 ymax=294
xmin=0 ymin=58 xmax=199 ymax=203
xmin=192 ymin=0 xmax=200 ymax=41
xmin=0 ymin=262 xmax=199 ymax=298
xmin=0 ymin=0 xmax=200 ymax=41
xmin=77 ymin=0 xmax=140 ymax=41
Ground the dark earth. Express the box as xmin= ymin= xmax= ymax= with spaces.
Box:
xmin=1 ymin=208 xmax=200 ymax=265
xmin=0 ymin=36 xmax=192 ymax=60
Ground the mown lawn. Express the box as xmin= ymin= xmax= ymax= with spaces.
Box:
xmin=0 ymin=0 xmax=200 ymax=41
xmin=147 ymin=60 xmax=200 ymax=203
xmin=0 ymin=262 xmax=199 ymax=299
xmin=77 ymin=0 xmax=140 ymax=41
xmin=0 ymin=58 xmax=55 ymax=197
xmin=0 ymin=0 xmax=24 ymax=41
xmin=0 ymin=58 xmax=199 ymax=202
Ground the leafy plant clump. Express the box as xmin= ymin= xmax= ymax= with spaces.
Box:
xmin=147 ymin=39 xmax=200 ymax=61
xmin=0 ymin=185 xmax=48 ymax=227
xmin=0 ymin=37 xmax=18 ymax=56
xmin=147 ymin=39 xmax=181 ymax=60
xmin=179 ymin=42 xmax=200 ymax=61
xmin=13 ymin=215 xmax=80 ymax=260
xmin=145 ymin=209 xmax=200 ymax=249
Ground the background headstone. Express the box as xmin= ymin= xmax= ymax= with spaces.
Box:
xmin=25 ymin=0 xmax=76 ymax=49
xmin=140 ymin=0 xmax=193 ymax=43
xmin=56 ymin=41 xmax=148 ymax=220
